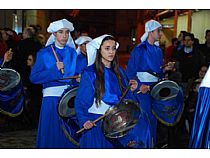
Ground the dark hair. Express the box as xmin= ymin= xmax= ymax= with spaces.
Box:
xmin=184 ymin=32 xmax=194 ymax=41
xmin=95 ymin=36 xmax=123 ymax=106
xmin=205 ymin=29 xmax=210 ymax=37
xmin=171 ymin=37 xmax=178 ymax=44
xmin=25 ymin=27 xmax=35 ymax=38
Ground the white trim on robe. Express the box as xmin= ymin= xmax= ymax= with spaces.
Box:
xmin=88 ymin=98 xmax=111 ymax=115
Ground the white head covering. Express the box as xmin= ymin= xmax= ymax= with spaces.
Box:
xmin=140 ymin=19 xmax=162 ymax=46
xmin=200 ymin=66 xmax=210 ymax=88
xmin=86 ymin=34 xmax=119 ymax=66
xmin=75 ymin=36 xmax=92 ymax=54
xmin=45 ymin=19 xmax=76 ymax=49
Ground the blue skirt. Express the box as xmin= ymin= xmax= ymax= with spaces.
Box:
xmin=36 ymin=97 xmax=78 ymax=148
xmin=135 ymin=93 xmax=157 ymax=143
xmin=79 ymin=114 xmax=113 ymax=149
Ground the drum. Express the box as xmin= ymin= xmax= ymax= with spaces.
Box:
xmin=150 ymin=80 xmax=184 ymax=126
xmin=102 ymin=100 xmax=152 ymax=148
xmin=58 ymin=86 xmax=81 ymax=147
xmin=0 ymin=68 xmax=24 ymax=116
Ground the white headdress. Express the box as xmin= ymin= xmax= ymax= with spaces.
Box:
xmin=45 ymin=19 xmax=76 ymax=49
xmin=75 ymin=36 xmax=92 ymax=54
xmin=86 ymin=34 xmax=119 ymax=66
xmin=140 ymin=19 xmax=162 ymax=46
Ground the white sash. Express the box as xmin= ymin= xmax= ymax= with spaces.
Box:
xmin=43 ymin=85 xmax=69 ymax=97
xmin=136 ymin=72 xmax=158 ymax=82
xmin=88 ymin=98 xmax=111 ymax=115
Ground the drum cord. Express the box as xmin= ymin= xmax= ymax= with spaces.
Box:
xmin=59 ymin=117 xmax=80 ymax=147
xmin=0 ymin=106 xmax=23 ymax=117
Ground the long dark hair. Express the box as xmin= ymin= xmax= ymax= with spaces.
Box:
xmin=95 ymin=36 xmax=123 ymax=106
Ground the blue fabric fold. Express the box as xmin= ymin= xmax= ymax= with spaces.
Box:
xmin=189 ymin=87 xmax=210 ymax=148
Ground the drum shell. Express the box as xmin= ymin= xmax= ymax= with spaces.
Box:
xmin=108 ymin=109 xmax=152 ymax=148
xmin=0 ymin=68 xmax=24 ymax=116
xmin=151 ymin=84 xmax=184 ymax=126
xmin=57 ymin=86 xmax=81 ymax=147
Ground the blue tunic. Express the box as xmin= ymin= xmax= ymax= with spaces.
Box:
xmin=75 ymin=64 xmax=153 ymax=148
xmin=189 ymin=87 xmax=210 ymax=148
xmin=75 ymin=53 xmax=88 ymax=75
xmin=30 ymin=43 xmax=77 ymax=148
xmin=126 ymin=40 xmax=164 ymax=143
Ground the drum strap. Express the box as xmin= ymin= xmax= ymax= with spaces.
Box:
xmin=43 ymin=85 xmax=69 ymax=97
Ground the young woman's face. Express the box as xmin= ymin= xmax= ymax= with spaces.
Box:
xmin=54 ymin=28 xmax=70 ymax=47
xmin=100 ymin=39 xmax=117 ymax=66
xmin=27 ymin=55 xmax=34 ymax=67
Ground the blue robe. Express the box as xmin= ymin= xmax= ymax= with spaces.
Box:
xmin=75 ymin=52 xmax=88 ymax=75
xmin=75 ymin=64 xmax=153 ymax=148
xmin=126 ymin=40 xmax=164 ymax=143
xmin=189 ymin=87 xmax=210 ymax=148
xmin=30 ymin=43 xmax=77 ymax=148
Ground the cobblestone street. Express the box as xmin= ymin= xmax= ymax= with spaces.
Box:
xmin=0 ymin=129 xmax=36 ymax=148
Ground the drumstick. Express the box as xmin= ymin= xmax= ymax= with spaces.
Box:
xmin=117 ymin=84 xmax=131 ymax=105
xmin=137 ymin=85 xmax=150 ymax=94
xmin=76 ymin=114 xmax=108 ymax=134
xmin=59 ymin=75 xmax=80 ymax=80
xmin=51 ymin=45 xmax=64 ymax=74
xmin=1 ymin=48 xmax=12 ymax=68
xmin=76 ymin=84 xmax=131 ymax=134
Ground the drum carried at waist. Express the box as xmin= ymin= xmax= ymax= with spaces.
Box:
xmin=57 ymin=85 xmax=81 ymax=147
xmin=102 ymin=99 xmax=152 ymax=148
xmin=150 ymin=80 xmax=184 ymax=126
xmin=0 ymin=68 xmax=24 ymax=117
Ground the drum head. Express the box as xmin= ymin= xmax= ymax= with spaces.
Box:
xmin=0 ymin=68 xmax=20 ymax=91
xmin=58 ymin=86 xmax=78 ymax=118
xmin=102 ymin=100 xmax=140 ymax=138
xmin=151 ymin=80 xmax=180 ymax=101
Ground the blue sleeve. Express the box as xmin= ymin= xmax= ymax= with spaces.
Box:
xmin=126 ymin=47 xmax=142 ymax=90
xmin=30 ymin=51 xmax=63 ymax=84
xmin=74 ymin=71 xmax=95 ymax=128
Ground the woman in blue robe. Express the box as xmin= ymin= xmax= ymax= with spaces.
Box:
xmin=30 ymin=19 xmax=78 ymax=148
xmin=75 ymin=35 xmax=153 ymax=148
xmin=189 ymin=66 xmax=210 ymax=148
xmin=126 ymin=20 xmax=175 ymax=145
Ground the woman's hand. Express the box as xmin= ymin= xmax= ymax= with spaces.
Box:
xmin=76 ymin=74 xmax=81 ymax=82
xmin=4 ymin=49 xmax=13 ymax=63
xmin=129 ymin=79 xmax=138 ymax=92
xmin=83 ymin=120 xmax=96 ymax=130
xmin=138 ymin=84 xmax=150 ymax=94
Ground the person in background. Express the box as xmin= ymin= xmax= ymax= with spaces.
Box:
xmin=199 ymin=29 xmax=210 ymax=66
xmin=74 ymin=35 xmax=92 ymax=82
xmin=164 ymin=37 xmax=178 ymax=64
